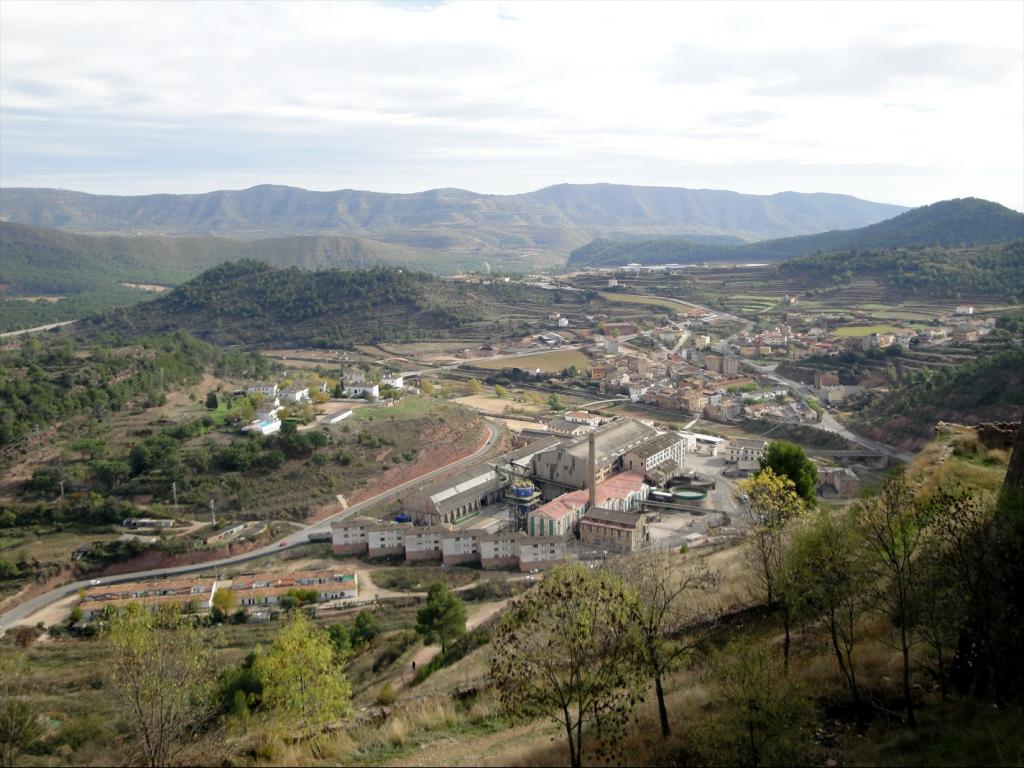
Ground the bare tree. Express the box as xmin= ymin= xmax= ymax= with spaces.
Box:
xmin=106 ymin=605 xmax=218 ymax=767
xmin=611 ymin=549 xmax=720 ymax=737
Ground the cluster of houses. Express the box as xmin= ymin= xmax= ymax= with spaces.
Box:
xmin=242 ymin=381 xmax=324 ymax=436
xmin=587 ymin=339 xmax=782 ymax=421
xmin=77 ymin=567 xmax=358 ymax=620
xmin=239 ymin=370 xmax=407 ymax=435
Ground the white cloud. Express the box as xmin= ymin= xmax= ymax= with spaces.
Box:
xmin=0 ymin=0 xmax=1021 ymax=209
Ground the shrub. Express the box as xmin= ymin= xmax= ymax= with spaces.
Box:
xmin=376 ymin=683 xmax=397 ymax=706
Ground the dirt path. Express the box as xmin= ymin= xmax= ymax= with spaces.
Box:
xmin=391 ymin=600 xmax=508 ymax=692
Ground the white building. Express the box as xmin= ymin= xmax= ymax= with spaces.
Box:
xmin=247 ymin=383 xmax=279 ymax=398
xmin=564 ymin=410 xmax=601 ymax=427
xmin=442 ymin=531 xmax=480 ymax=565
xmin=345 ymin=383 xmax=379 ymax=399
xmin=722 ymin=438 xmax=768 ymax=464
xmin=516 ymin=537 xmax=566 ymax=571
xmin=280 ymin=385 xmax=310 ymax=403
xmin=382 ymin=375 xmax=405 ymax=390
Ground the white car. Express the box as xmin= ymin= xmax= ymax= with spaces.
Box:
xmin=89 ymin=579 xmax=101 ymax=585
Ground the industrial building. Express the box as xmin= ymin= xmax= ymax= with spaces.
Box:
xmin=622 ymin=432 xmax=686 ymax=485
xmin=404 ymin=464 xmax=505 ymax=525
xmin=579 ymin=509 xmax=652 ymax=553
xmin=530 ymin=419 xmax=657 ymax=494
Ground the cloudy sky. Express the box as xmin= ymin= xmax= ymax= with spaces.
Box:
xmin=1 ymin=0 xmax=1022 ymax=208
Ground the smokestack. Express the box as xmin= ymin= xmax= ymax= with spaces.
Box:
xmin=588 ymin=431 xmax=597 ymax=510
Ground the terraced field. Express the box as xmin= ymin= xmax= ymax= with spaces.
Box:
xmin=469 ymin=349 xmax=592 ymax=372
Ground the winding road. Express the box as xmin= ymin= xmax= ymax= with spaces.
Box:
xmin=0 ymin=420 xmax=503 ymax=631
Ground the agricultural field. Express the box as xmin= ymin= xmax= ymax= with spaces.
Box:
xmin=469 ymin=348 xmax=592 ymax=372
xmin=598 ymin=291 xmax=692 ymax=313
xmin=832 ymin=324 xmax=903 ymax=337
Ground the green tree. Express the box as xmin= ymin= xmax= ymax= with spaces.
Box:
xmin=256 ymin=612 xmax=351 ymax=748
xmin=786 ymin=508 xmax=871 ymax=706
xmin=352 ymin=610 xmax=379 ymax=645
xmin=490 ymin=563 xmax=645 ymax=768
xmin=69 ymin=437 xmax=107 ymax=461
xmin=698 ymin=643 xmax=815 ymax=767
xmin=212 ymin=588 xmax=238 ymax=615
xmin=738 ymin=468 xmax=804 ymax=671
xmin=327 ymin=623 xmax=351 ymax=659
xmin=612 ymin=549 xmax=720 ymax=738
xmin=420 ymin=379 xmax=435 ymax=396
xmin=547 ymin=393 xmax=563 ymax=411
xmin=204 ymin=391 xmax=218 ymax=410
xmin=494 ymin=385 xmax=509 ymax=399
xmin=856 ymin=474 xmax=927 ymax=727
xmin=759 ymin=441 xmax=818 ymax=503
xmin=106 ymin=605 xmax=217 ymax=767
xmin=466 ymin=377 xmax=482 ymax=395
xmin=415 ymin=582 xmax=467 ymax=653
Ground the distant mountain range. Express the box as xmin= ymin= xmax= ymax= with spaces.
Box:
xmin=567 ymin=198 xmax=1024 ymax=267
xmin=0 ymin=183 xmax=907 ymax=258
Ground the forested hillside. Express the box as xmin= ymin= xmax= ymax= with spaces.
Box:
xmin=0 ymin=330 xmax=271 ymax=445
xmin=568 ymin=198 xmax=1024 ymax=267
xmin=81 ymin=261 xmax=596 ymax=348
xmin=0 ymin=221 xmax=463 ymax=295
xmin=777 ymin=239 xmax=1024 ymax=300
xmin=853 ymin=348 xmax=1024 ymax=449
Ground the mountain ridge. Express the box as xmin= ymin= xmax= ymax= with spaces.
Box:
xmin=0 ymin=182 xmax=908 ymax=246
xmin=567 ymin=197 xmax=1024 ymax=267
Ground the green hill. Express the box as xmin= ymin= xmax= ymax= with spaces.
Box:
xmin=0 ymin=221 xmax=465 ymax=295
xmin=80 ymin=261 xmax=601 ymax=348
xmin=567 ymin=198 xmax=1024 ymax=267
xmin=853 ymin=348 xmax=1024 ymax=450
xmin=777 ymin=239 xmax=1024 ymax=300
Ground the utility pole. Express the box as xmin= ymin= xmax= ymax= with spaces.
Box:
xmin=58 ymin=479 xmax=65 ymax=501
xmin=171 ymin=481 xmax=178 ymax=508
xmin=159 ymin=367 xmax=165 ymax=391
xmin=209 ymin=498 xmax=216 ymax=525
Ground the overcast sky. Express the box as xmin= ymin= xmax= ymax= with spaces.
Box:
xmin=1 ymin=0 xmax=1022 ymax=209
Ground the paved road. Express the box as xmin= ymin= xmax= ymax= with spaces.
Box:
xmin=0 ymin=320 xmax=76 ymax=339
xmin=0 ymin=421 xmax=503 ymax=631
xmin=748 ymin=365 xmax=912 ymax=462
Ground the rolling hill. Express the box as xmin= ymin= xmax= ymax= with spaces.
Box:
xmin=79 ymin=261 xmax=603 ymax=348
xmin=0 ymin=183 xmax=906 ymax=246
xmin=0 ymin=221 xmax=466 ymax=295
xmin=567 ymin=198 xmax=1024 ymax=267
